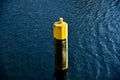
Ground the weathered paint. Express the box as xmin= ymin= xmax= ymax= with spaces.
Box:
xmin=54 ymin=39 xmax=68 ymax=70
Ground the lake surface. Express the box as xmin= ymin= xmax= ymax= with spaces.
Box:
xmin=0 ymin=0 xmax=120 ymax=80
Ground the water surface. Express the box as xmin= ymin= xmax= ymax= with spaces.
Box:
xmin=0 ymin=0 xmax=120 ymax=80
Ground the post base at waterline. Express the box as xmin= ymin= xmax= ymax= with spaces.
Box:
xmin=54 ymin=69 xmax=68 ymax=80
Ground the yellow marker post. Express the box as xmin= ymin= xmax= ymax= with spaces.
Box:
xmin=53 ymin=18 xmax=68 ymax=80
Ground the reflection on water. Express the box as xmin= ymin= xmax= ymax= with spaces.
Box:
xmin=54 ymin=69 xmax=68 ymax=80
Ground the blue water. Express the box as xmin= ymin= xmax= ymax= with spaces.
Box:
xmin=0 ymin=0 xmax=120 ymax=80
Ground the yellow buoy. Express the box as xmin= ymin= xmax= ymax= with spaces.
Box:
xmin=53 ymin=18 xmax=68 ymax=71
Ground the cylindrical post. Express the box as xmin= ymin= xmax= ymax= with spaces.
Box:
xmin=53 ymin=18 xmax=68 ymax=80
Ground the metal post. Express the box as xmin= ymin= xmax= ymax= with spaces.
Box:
xmin=53 ymin=18 xmax=68 ymax=80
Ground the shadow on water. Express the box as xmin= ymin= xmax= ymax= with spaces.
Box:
xmin=0 ymin=0 xmax=5 ymax=18
xmin=0 ymin=58 xmax=7 ymax=80
xmin=54 ymin=69 xmax=69 ymax=80
xmin=0 ymin=0 xmax=10 ymax=18
xmin=0 ymin=0 xmax=7 ymax=77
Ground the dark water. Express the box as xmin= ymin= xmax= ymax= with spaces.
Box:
xmin=0 ymin=0 xmax=120 ymax=80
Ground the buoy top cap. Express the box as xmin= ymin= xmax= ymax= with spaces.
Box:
xmin=53 ymin=18 xmax=68 ymax=40
xmin=59 ymin=18 xmax=63 ymax=23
